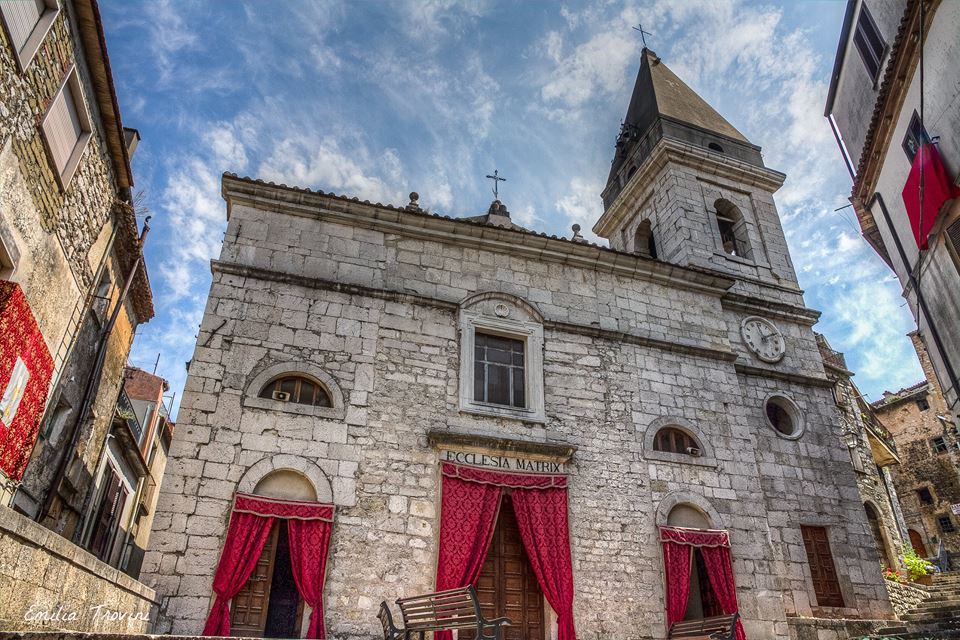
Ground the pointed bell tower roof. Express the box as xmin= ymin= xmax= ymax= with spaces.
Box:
xmin=605 ymin=49 xmax=764 ymax=207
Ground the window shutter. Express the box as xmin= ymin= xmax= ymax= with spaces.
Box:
xmin=1 ymin=0 xmax=44 ymax=53
xmin=947 ymin=219 xmax=960 ymax=257
xmin=853 ymin=4 xmax=885 ymax=81
xmin=44 ymin=80 xmax=83 ymax=175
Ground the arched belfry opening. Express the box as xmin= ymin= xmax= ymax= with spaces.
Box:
xmin=714 ymin=199 xmax=752 ymax=259
xmin=634 ymin=219 xmax=657 ymax=259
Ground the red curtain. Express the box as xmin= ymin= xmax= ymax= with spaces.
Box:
xmin=700 ymin=545 xmax=746 ymax=640
xmin=202 ymin=511 xmax=275 ymax=636
xmin=902 ymin=142 xmax=960 ymax=249
xmin=0 ymin=280 xmax=54 ymax=481
xmin=512 ymin=487 xmax=577 ymax=640
xmin=435 ymin=474 xmax=502 ymax=640
xmin=288 ymin=518 xmax=332 ymax=639
xmin=662 ymin=541 xmax=693 ymax=629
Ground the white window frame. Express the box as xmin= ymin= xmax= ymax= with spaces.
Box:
xmin=0 ymin=0 xmax=59 ymax=72
xmin=458 ymin=310 xmax=545 ymax=423
xmin=40 ymin=64 xmax=92 ymax=190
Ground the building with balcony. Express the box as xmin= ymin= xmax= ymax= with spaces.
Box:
xmin=817 ymin=334 xmax=907 ymax=575
xmin=0 ymin=0 xmax=156 ymax=631
xmin=825 ymin=0 xmax=960 ymax=423
xmin=84 ymin=367 xmax=173 ymax=579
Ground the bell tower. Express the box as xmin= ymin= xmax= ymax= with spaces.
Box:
xmin=594 ymin=49 xmax=799 ymax=290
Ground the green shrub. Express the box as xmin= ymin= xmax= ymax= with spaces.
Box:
xmin=902 ymin=545 xmax=935 ymax=582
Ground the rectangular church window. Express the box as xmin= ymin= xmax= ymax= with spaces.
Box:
xmin=801 ymin=525 xmax=845 ymax=608
xmin=853 ymin=3 xmax=886 ymax=84
xmin=474 ymin=333 xmax=525 ymax=408
xmin=917 ymin=487 xmax=934 ymax=505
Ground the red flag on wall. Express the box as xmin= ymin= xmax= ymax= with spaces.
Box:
xmin=0 ymin=280 xmax=54 ymax=481
xmin=901 ymin=143 xmax=960 ymax=249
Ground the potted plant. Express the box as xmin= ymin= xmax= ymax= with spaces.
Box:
xmin=882 ymin=566 xmax=907 ymax=584
xmin=903 ymin=546 xmax=936 ymax=585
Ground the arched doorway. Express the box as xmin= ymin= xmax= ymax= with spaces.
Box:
xmin=864 ymin=502 xmax=894 ymax=569
xmin=909 ymin=529 xmax=929 ymax=557
xmin=666 ymin=505 xmax=722 ymax=621
xmin=231 ymin=470 xmax=317 ymax=638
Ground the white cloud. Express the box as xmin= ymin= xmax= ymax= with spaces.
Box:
xmin=540 ymin=31 xmax=635 ymax=109
xmin=258 ymin=136 xmax=404 ymax=206
xmin=555 ymin=176 xmax=604 ymax=241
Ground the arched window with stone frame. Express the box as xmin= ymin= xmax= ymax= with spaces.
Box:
xmin=258 ymin=374 xmax=332 ymax=408
xmin=243 ymin=362 xmax=345 ymax=419
xmin=713 ymin=198 xmax=752 ymax=260
xmin=643 ymin=418 xmax=715 ymax=466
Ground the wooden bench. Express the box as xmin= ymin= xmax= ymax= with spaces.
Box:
xmin=667 ymin=613 xmax=739 ymax=640
xmin=379 ymin=586 xmax=511 ymax=640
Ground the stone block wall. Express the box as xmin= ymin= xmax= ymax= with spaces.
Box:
xmin=883 ymin=579 xmax=929 ymax=618
xmin=142 ymin=178 xmax=895 ymax=640
xmin=0 ymin=506 xmax=156 ymax=633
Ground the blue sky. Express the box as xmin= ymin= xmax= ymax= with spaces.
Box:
xmin=100 ymin=0 xmax=923 ymax=416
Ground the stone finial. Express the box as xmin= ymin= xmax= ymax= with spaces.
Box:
xmin=407 ymin=192 xmax=420 ymax=211
xmin=571 ymin=223 xmax=587 ymax=243
xmin=487 ymin=200 xmax=510 ymax=218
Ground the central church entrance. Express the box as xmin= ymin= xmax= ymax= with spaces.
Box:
xmin=230 ymin=520 xmax=303 ymax=637
xmin=475 ymin=495 xmax=546 ymax=640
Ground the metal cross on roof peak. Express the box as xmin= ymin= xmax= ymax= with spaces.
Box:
xmin=485 ymin=169 xmax=506 ymax=200
xmin=632 ymin=23 xmax=653 ymax=48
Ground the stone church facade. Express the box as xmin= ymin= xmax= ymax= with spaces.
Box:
xmin=143 ymin=50 xmax=894 ymax=639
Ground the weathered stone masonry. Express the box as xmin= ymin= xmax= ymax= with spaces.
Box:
xmin=143 ymin=166 xmax=894 ymax=639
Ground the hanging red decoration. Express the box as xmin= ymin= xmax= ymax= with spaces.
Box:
xmin=435 ymin=461 xmax=578 ymax=640
xmin=659 ymin=526 xmax=745 ymax=639
xmin=0 ymin=280 xmax=54 ymax=482
xmin=203 ymin=493 xmax=334 ymax=639
xmin=902 ymin=143 xmax=960 ymax=249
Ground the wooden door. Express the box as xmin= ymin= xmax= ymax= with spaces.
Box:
xmin=800 ymin=525 xmax=844 ymax=608
xmin=909 ymin=529 xmax=928 ymax=557
xmin=231 ymin=522 xmax=280 ymax=636
xmin=475 ymin=496 xmax=545 ymax=640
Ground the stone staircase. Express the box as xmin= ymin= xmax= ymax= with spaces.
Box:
xmin=868 ymin=572 xmax=960 ymax=639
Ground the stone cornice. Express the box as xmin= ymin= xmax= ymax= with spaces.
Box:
xmin=734 ymin=363 xmax=832 ymax=388
xmin=594 ymin=137 xmax=786 ymax=239
xmin=543 ymin=320 xmax=736 ymax=362
xmin=211 ymin=261 xmax=738 ymax=363
xmin=221 ymin=174 xmax=735 ymax=297
xmin=426 ymin=429 xmax=576 ymax=462
xmin=721 ymin=292 xmax=821 ymax=327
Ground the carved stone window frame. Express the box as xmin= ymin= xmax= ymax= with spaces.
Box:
xmin=458 ymin=293 xmax=545 ymax=424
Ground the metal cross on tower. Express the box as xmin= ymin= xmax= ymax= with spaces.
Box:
xmin=485 ymin=169 xmax=506 ymax=200
xmin=632 ymin=23 xmax=653 ymax=48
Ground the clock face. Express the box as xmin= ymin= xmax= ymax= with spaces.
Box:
xmin=740 ymin=316 xmax=785 ymax=363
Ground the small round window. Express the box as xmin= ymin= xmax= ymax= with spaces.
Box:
xmin=764 ymin=394 xmax=803 ymax=439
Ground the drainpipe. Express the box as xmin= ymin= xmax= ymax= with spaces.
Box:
xmin=38 ymin=217 xmax=150 ymax=528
